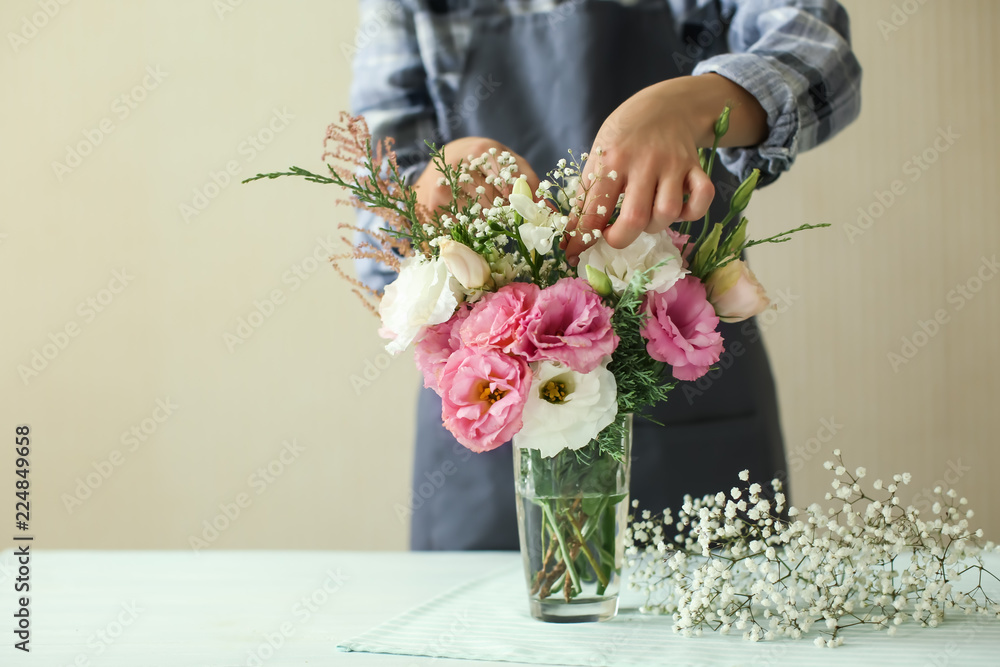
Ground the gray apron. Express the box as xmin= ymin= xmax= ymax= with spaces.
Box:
xmin=410 ymin=0 xmax=786 ymax=550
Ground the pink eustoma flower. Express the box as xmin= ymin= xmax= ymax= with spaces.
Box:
xmin=439 ymin=347 xmax=531 ymax=453
xmin=460 ymin=282 xmax=539 ymax=354
xmin=666 ymin=228 xmax=693 ymax=267
xmin=513 ymin=278 xmax=619 ymax=373
xmin=641 ymin=276 xmax=724 ymax=382
xmin=414 ymin=304 xmax=471 ymax=395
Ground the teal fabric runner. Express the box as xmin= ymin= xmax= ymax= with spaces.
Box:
xmin=339 ymin=555 xmax=1000 ymax=666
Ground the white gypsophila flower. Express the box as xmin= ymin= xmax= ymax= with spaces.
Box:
xmin=555 ymin=176 xmax=581 ymax=210
xmin=508 ymin=192 xmax=560 ymax=255
xmin=514 ymin=358 xmax=617 ymax=457
xmin=378 ymin=255 xmax=460 ymax=355
xmin=578 ymin=230 xmax=687 ymax=295
xmin=624 ymin=450 xmax=1000 ymax=647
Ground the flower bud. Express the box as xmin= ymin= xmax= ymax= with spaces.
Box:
xmin=512 ymin=176 xmax=533 ymax=198
xmin=691 ymin=222 xmax=723 ymax=277
xmin=584 ymin=265 xmax=613 ymax=297
xmin=714 ymin=106 xmax=731 ymax=138
xmin=439 ymin=239 xmax=492 ymax=290
xmin=730 ymin=169 xmax=760 ymax=215
xmin=704 ymin=259 xmax=770 ymax=323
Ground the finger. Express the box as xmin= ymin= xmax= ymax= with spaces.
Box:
xmin=564 ymin=160 xmax=623 ymax=263
xmin=647 ymin=176 xmax=686 ymax=234
xmin=602 ymin=173 xmax=657 ymax=249
xmin=676 ymin=168 xmax=715 ymax=222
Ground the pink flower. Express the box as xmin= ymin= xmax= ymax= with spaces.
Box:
xmin=439 ymin=347 xmax=531 ymax=453
xmin=460 ymin=282 xmax=539 ymax=353
xmin=641 ymin=276 xmax=724 ymax=381
xmin=704 ymin=259 xmax=771 ymax=323
xmin=414 ymin=304 xmax=471 ymax=395
xmin=513 ymin=278 xmax=619 ymax=373
xmin=666 ymin=227 xmax=693 ymax=267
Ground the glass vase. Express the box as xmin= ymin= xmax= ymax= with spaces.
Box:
xmin=513 ymin=413 xmax=632 ymax=623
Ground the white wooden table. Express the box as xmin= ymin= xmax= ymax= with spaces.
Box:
xmin=2 ymin=549 xmax=516 ymax=666
xmin=4 ymin=549 xmax=999 ymax=666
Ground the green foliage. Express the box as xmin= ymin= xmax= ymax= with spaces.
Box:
xmin=596 ymin=264 xmax=677 ymax=461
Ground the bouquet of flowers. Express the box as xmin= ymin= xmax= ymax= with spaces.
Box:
xmin=246 ymin=108 xmax=826 ymax=618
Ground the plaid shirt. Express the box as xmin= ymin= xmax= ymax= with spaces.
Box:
xmin=350 ymin=0 xmax=862 ymax=289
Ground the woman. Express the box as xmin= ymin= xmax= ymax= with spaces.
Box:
xmin=351 ymin=0 xmax=861 ymax=549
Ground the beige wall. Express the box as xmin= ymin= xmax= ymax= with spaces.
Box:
xmin=1 ymin=0 xmax=996 ymax=551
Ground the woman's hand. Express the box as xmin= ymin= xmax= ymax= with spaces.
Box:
xmin=414 ymin=136 xmax=542 ymax=214
xmin=563 ymin=74 xmax=768 ymax=264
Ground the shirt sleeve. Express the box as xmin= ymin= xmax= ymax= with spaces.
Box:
xmin=680 ymin=0 xmax=862 ymax=185
xmin=349 ymin=0 xmax=437 ymax=292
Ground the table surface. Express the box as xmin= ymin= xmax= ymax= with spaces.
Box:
xmin=3 ymin=549 xmax=999 ymax=667
xmin=2 ymin=549 xmax=519 ymax=667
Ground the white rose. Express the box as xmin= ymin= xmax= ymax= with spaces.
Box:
xmin=578 ymin=231 xmax=687 ymax=295
xmin=514 ymin=358 xmax=618 ymax=457
xmin=378 ymin=256 xmax=460 ymax=355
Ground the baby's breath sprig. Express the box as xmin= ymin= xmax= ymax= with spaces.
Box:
xmin=627 ymin=451 xmax=1000 ymax=647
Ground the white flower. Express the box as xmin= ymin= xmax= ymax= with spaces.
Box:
xmin=438 ymin=239 xmax=492 ymax=290
xmin=518 ymin=222 xmax=558 ymax=255
xmin=514 ymin=358 xmax=617 ymax=457
xmin=578 ymin=231 xmax=686 ymax=295
xmin=509 ymin=193 xmax=561 ymax=256
xmin=378 ymin=256 xmax=460 ymax=355
xmin=556 ymin=176 xmax=581 ymax=210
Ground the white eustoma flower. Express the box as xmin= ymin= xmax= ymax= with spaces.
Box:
xmin=578 ymin=230 xmax=687 ymax=295
xmin=438 ymin=239 xmax=492 ymax=290
xmin=509 ymin=192 xmax=559 ymax=255
xmin=378 ymin=255 xmax=460 ymax=355
xmin=514 ymin=358 xmax=617 ymax=457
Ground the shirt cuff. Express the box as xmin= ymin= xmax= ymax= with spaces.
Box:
xmin=692 ymin=53 xmax=800 ymax=186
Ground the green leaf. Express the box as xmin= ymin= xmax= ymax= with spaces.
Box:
xmin=582 ymin=496 xmax=604 ymax=518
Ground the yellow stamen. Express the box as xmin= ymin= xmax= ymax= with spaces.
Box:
xmin=541 ymin=380 xmax=568 ymax=404
xmin=479 ymin=385 xmax=507 ymax=404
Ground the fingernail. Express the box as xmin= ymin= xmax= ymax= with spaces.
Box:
xmin=568 ymin=256 xmax=578 ymax=267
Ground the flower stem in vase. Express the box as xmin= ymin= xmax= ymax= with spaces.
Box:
xmin=541 ymin=500 xmax=581 ymax=594
xmin=515 ymin=415 xmax=632 ymax=622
